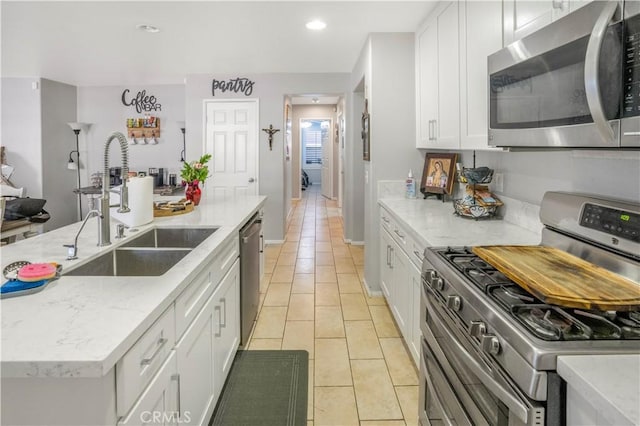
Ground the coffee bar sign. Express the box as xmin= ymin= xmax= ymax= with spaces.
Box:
xmin=212 ymin=77 xmax=255 ymax=96
xmin=121 ymin=89 xmax=162 ymax=113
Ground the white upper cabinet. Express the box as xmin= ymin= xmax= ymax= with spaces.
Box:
xmin=503 ymin=0 xmax=594 ymax=45
xmin=459 ymin=1 xmax=504 ymax=150
xmin=415 ymin=2 xmax=460 ymax=149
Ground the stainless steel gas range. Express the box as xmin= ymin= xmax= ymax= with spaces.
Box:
xmin=419 ymin=192 xmax=640 ymax=426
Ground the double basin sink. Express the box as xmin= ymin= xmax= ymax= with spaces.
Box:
xmin=65 ymin=227 xmax=218 ymax=277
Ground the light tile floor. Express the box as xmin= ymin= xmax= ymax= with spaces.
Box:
xmin=246 ymin=185 xmax=419 ymax=426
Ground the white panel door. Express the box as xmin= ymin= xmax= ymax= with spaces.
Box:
xmin=205 ymin=100 xmax=259 ymax=197
xmin=321 ymin=120 xmax=332 ymax=199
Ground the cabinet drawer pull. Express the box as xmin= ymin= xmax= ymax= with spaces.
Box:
xmin=140 ymin=337 xmax=168 ymax=366
xmin=394 ymin=229 xmax=405 ymax=239
xmin=413 ymin=250 xmax=424 ymax=262
xmin=382 ymin=216 xmax=390 ymax=223
xmin=220 ymin=298 xmax=227 ymax=328
xmin=215 ymin=306 xmax=222 ymax=337
xmin=172 ymin=374 xmax=181 ymax=417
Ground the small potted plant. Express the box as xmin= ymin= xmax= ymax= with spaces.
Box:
xmin=180 ymin=154 xmax=211 ymax=206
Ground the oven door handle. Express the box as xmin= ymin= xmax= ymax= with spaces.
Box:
xmin=425 ymin=294 xmax=533 ymax=425
xmin=584 ymin=1 xmax=618 ymax=145
xmin=423 ymin=360 xmax=457 ymax=426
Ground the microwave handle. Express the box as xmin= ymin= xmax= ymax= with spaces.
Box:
xmin=584 ymin=1 xmax=618 ymax=145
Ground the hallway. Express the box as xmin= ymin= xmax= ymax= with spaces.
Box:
xmin=246 ymin=185 xmax=419 ymax=425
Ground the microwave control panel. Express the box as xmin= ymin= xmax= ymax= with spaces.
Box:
xmin=581 ymin=203 xmax=640 ymax=242
xmin=623 ymin=14 xmax=640 ymax=117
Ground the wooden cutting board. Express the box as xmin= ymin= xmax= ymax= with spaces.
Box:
xmin=472 ymin=245 xmax=640 ymax=311
xmin=153 ymin=200 xmax=194 ymax=217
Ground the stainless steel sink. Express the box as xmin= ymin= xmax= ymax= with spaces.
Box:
xmin=65 ymin=248 xmax=191 ymax=277
xmin=122 ymin=227 xmax=218 ymax=249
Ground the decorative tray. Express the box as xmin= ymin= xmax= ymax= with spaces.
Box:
xmin=153 ymin=199 xmax=194 ymax=217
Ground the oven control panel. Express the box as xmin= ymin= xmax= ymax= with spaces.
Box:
xmin=580 ymin=203 xmax=640 ymax=242
xmin=623 ymin=13 xmax=640 ymax=117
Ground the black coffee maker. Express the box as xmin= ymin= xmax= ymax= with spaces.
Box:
xmin=109 ymin=167 xmax=123 ymax=186
xmin=149 ymin=168 xmax=167 ymax=188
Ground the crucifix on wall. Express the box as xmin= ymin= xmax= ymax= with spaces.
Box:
xmin=262 ymin=124 xmax=280 ymax=151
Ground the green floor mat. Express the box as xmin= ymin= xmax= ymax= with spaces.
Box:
xmin=210 ymin=350 xmax=308 ymax=426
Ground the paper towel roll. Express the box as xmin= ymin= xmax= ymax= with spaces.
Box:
xmin=110 ymin=176 xmax=153 ymax=227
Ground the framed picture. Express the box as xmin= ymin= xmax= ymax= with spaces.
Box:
xmin=420 ymin=152 xmax=458 ymax=197
xmin=361 ymin=99 xmax=370 ymax=161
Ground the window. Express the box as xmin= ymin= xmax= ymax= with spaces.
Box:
xmin=301 ymin=119 xmax=330 ymax=167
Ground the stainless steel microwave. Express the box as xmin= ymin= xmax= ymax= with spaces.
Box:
xmin=488 ymin=1 xmax=640 ymax=148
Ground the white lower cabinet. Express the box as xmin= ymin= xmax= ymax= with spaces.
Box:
xmin=118 ymin=351 xmax=179 ymax=426
xmin=175 ymin=291 xmax=216 ymax=426
xmin=379 ymin=206 xmax=425 ymax=368
xmin=212 ymin=259 xmax=240 ymax=398
xmin=409 ymin=261 xmax=422 ymax=366
xmin=118 ymin=239 xmax=241 ymax=426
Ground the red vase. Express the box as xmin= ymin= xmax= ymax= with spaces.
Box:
xmin=185 ymin=182 xmax=202 ymax=206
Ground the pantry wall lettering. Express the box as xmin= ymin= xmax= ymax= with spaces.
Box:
xmin=121 ymin=89 xmax=162 ymax=113
xmin=211 ymin=77 xmax=255 ymax=96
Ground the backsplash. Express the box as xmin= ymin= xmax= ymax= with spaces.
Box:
xmin=378 ymin=179 xmax=543 ymax=235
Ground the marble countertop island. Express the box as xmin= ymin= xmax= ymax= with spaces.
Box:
xmin=1 ymin=194 xmax=266 ymax=378
xmin=558 ymin=355 xmax=640 ymax=425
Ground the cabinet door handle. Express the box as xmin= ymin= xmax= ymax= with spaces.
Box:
xmin=140 ymin=337 xmax=168 ymax=366
xmin=432 ymin=120 xmax=437 ymax=141
xmin=215 ymin=306 xmax=222 ymax=337
xmin=220 ymin=298 xmax=227 ymax=328
xmin=259 ymin=234 xmax=264 ymax=253
xmin=172 ymin=374 xmax=181 ymax=417
xmin=428 ymin=120 xmax=432 ymax=140
xmin=386 ymin=245 xmax=391 ymax=267
xmin=390 ymin=247 xmax=395 ymax=269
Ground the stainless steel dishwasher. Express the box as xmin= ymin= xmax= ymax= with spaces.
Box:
xmin=239 ymin=212 xmax=261 ymax=345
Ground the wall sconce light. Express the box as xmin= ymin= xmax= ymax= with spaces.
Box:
xmin=67 ymin=122 xmax=91 ymax=220
xmin=67 ymin=151 xmax=79 ymax=170
xmin=177 ymin=121 xmax=186 ymax=161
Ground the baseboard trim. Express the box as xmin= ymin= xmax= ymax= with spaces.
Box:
xmin=349 ymin=240 xmax=365 ymax=246
xmin=265 ymin=239 xmax=285 ymax=245
xmin=363 ymin=278 xmax=383 ymax=298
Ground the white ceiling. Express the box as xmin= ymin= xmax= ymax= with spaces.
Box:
xmin=1 ymin=1 xmax=437 ymax=87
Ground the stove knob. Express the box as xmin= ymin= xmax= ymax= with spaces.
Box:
xmin=446 ymin=295 xmax=462 ymax=311
xmin=429 ymin=270 xmax=438 ymax=282
xmin=436 ymin=278 xmax=445 ymax=291
xmin=481 ymin=335 xmax=501 ymax=356
xmin=469 ymin=321 xmax=486 ymax=338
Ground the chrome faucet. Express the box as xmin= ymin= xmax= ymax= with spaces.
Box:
xmin=64 ymin=210 xmax=102 ymax=260
xmin=98 ymin=132 xmax=130 ymax=246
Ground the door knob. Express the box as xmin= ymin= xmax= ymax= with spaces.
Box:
xmin=248 ymin=177 xmax=255 ymax=183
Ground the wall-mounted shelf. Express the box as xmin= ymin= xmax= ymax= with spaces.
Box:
xmin=126 ymin=117 xmax=161 ymax=139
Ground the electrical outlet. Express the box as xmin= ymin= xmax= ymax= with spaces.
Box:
xmin=493 ymin=173 xmax=504 ymax=192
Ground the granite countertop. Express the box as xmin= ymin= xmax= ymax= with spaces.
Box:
xmin=558 ymin=355 xmax=640 ymax=425
xmin=378 ymin=198 xmax=541 ymax=247
xmin=0 ymin=194 xmax=266 ymax=379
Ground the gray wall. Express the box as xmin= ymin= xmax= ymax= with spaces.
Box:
xmin=1 ymin=77 xmax=78 ymax=231
xmin=77 ymin=85 xmax=186 ymax=187
xmin=40 ymin=78 xmax=79 ymax=229
xmin=1 ymin=78 xmax=43 ymax=198
xmin=352 ymin=33 xmax=423 ymax=294
xmin=185 ymin=73 xmax=350 ymax=241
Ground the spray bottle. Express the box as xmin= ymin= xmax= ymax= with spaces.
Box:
xmin=405 ymin=169 xmax=416 ymax=199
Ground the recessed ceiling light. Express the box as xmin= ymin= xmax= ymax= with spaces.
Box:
xmin=306 ymin=20 xmax=326 ymax=31
xmin=136 ymin=24 xmax=160 ymax=33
